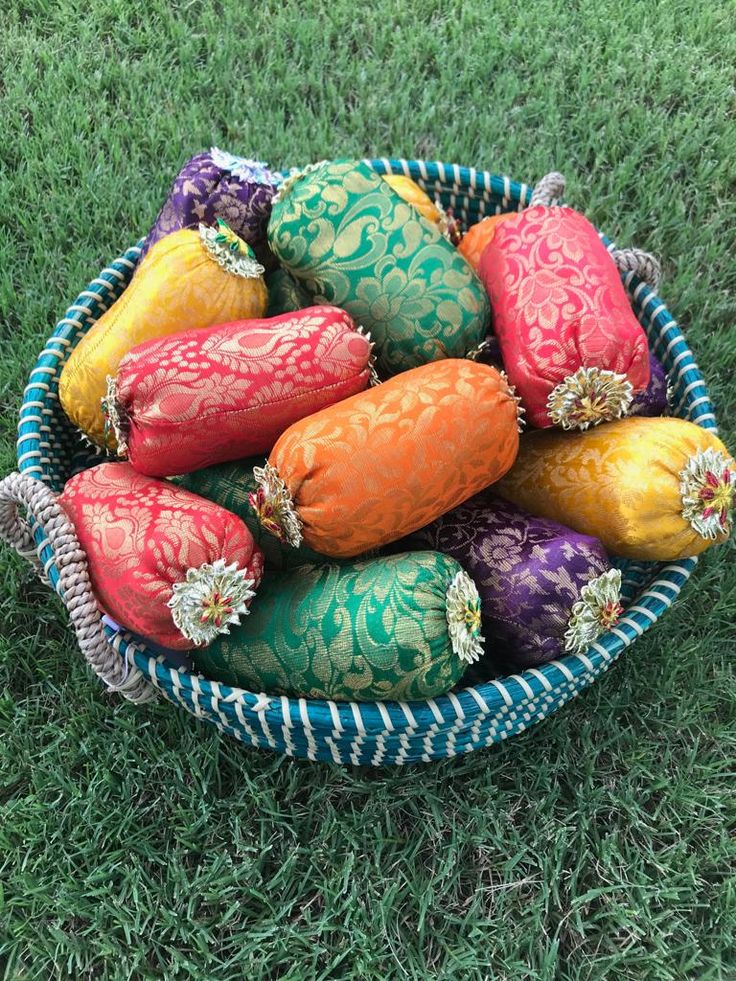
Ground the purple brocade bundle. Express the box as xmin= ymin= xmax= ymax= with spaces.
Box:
xmin=395 ymin=491 xmax=617 ymax=669
xmin=629 ymin=352 xmax=670 ymax=417
xmin=140 ymin=148 xmax=282 ymax=262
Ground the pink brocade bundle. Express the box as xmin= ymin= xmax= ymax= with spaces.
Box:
xmin=104 ymin=306 xmax=374 ymax=478
xmin=479 ymin=206 xmax=651 ymax=429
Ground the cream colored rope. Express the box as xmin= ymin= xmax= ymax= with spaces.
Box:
xmin=0 ymin=471 xmax=155 ymax=703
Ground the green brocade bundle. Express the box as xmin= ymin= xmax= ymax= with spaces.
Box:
xmin=192 ymin=552 xmax=485 ymax=701
xmin=268 ymin=159 xmax=490 ymax=377
xmin=172 ymin=460 xmax=328 ymax=570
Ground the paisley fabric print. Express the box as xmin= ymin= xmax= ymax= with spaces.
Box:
xmin=107 ymin=306 xmax=372 ymax=477
xmin=59 ymin=462 xmax=264 ymax=650
xmin=265 ymin=267 xmax=313 ymax=317
xmin=254 ymin=359 xmax=520 ymax=558
xmin=495 ymin=416 xmax=735 ymax=560
xmin=630 ymin=353 xmax=669 ymax=417
xmin=394 ymin=491 xmax=616 ymax=668
xmin=193 ymin=551 xmax=481 ymax=701
xmin=59 ymin=225 xmax=268 ymax=446
xmin=173 ymin=460 xmax=341 ymax=571
xmin=268 ymin=159 xmax=490 ymax=377
xmin=478 ymin=206 xmax=651 ymax=428
xmin=140 ymin=148 xmax=281 ymax=261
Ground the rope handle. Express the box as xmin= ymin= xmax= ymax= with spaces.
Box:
xmin=529 ymin=172 xmax=662 ymax=290
xmin=0 ymin=472 xmax=155 ymax=704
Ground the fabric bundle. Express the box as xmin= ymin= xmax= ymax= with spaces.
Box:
xmin=60 ymin=221 xmax=268 ymax=446
xmin=479 ymin=206 xmax=651 ymax=430
xmin=103 ymin=306 xmax=374 ymax=477
xmin=495 ymin=416 xmax=735 ymax=560
xmin=250 ymin=359 xmax=521 ymax=558
xmin=141 ymin=148 xmax=282 ymax=261
xmin=59 ymin=463 xmax=264 ymax=650
xmin=395 ymin=491 xmax=622 ymax=667
xmin=192 ymin=551 xmax=484 ymax=701
xmin=268 ymin=159 xmax=489 ymax=376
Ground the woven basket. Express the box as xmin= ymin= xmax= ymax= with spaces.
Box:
xmin=1 ymin=158 xmax=719 ymax=765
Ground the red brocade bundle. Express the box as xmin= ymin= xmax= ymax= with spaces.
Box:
xmin=59 ymin=463 xmax=264 ymax=650
xmin=479 ymin=206 xmax=651 ymax=430
xmin=103 ymin=306 xmax=374 ymax=478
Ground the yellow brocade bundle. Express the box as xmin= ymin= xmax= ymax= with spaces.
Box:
xmin=59 ymin=221 xmax=268 ymax=445
xmin=495 ymin=417 xmax=735 ymax=560
xmin=382 ymin=174 xmax=447 ymax=228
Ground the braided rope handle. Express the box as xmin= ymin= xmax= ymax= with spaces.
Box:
xmin=0 ymin=472 xmax=155 ymax=704
xmin=529 ymin=172 xmax=662 ymax=290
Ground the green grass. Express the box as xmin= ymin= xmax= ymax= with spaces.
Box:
xmin=1 ymin=1 xmax=735 ymax=977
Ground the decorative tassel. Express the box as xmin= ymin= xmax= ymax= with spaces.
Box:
xmin=547 ymin=367 xmax=634 ymax=430
xmin=167 ymin=558 xmax=256 ymax=646
xmin=249 ymin=463 xmax=304 ymax=547
xmin=679 ymin=448 xmax=735 ymax=539
xmin=199 ymin=220 xmax=265 ymax=279
xmin=445 ymin=571 xmax=484 ymax=663
xmin=100 ymin=374 xmax=129 ymax=456
xmin=564 ymin=569 xmax=623 ymax=654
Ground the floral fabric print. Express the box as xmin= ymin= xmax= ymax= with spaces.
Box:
xmin=59 ymin=227 xmax=268 ymax=446
xmin=265 ymin=268 xmax=312 ymax=317
xmin=495 ymin=416 xmax=734 ymax=560
xmin=630 ymin=353 xmax=669 ymax=417
xmin=113 ymin=306 xmax=372 ymax=477
xmin=193 ymin=551 xmax=471 ymax=701
xmin=394 ymin=491 xmax=611 ymax=667
xmin=59 ymin=462 xmax=264 ymax=650
xmin=268 ymin=159 xmax=489 ymax=377
xmin=173 ymin=460 xmax=338 ymax=571
xmin=264 ymin=359 xmax=520 ymax=558
xmin=479 ymin=206 xmax=651 ymax=427
xmin=141 ymin=149 xmax=280 ymax=261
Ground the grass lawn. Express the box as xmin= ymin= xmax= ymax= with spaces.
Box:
xmin=1 ymin=1 xmax=735 ymax=977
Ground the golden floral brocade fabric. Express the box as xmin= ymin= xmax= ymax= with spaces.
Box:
xmin=59 ymin=228 xmax=268 ymax=445
xmin=268 ymin=159 xmax=489 ymax=377
xmin=479 ymin=206 xmax=651 ymax=427
xmin=193 ymin=551 xmax=469 ymax=701
xmin=495 ymin=416 xmax=732 ymax=560
xmin=270 ymin=359 xmax=520 ymax=558
xmin=59 ymin=462 xmax=263 ymax=650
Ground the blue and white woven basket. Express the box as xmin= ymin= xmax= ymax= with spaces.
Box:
xmin=1 ymin=159 xmax=718 ymax=765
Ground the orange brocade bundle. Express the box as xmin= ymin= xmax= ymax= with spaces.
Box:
xmin=249 ymin=359 xmax=522 ymax=558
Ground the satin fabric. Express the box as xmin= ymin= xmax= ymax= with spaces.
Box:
xmin=495 ymin=416 xmax=733 ymax=560
xmin=478 ymin=206 xmax=651 ymax=427
xmin=265 ymin=268 xmax=312 ymax=317
xmin=268 ymin=159 xmax=489 ymax=377
xmin=114 ymin=307 xmax=372 ymax=477
xmin=266 ymin=359 xmax=520 ymax=558
xmin=193 ymin=551 xmax=470 ymax=701
xmin=630 ymin=353 xmax=669 ymax=417
xmin=394 ymin=491 xmax=611 ymax=667
xmin=59 ymin=228 xmax=268 ymax=446
xmin=59 ymin=462 xmax=264 ymax=650
xmin=382 ymin=174 xmax=445 ymax=227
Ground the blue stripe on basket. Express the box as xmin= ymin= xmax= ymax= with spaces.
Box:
xmin=17 ymin=161 xmax=714 ymax=763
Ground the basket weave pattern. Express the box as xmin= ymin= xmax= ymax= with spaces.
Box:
xmin=12 ymin=159 xmax=718 ymax=764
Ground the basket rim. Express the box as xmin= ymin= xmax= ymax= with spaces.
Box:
xmin=14 ymin=157 xmax=718 ymax=759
